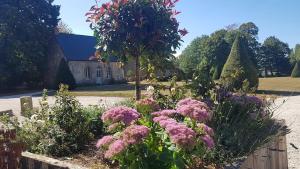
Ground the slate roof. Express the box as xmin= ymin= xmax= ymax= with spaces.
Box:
xmin=56 ymin=33 xmax=119 ymax=62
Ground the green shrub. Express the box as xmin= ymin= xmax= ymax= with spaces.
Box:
xmin=1 ymin=85 xmax=97 ymax=157
xmin=209 ymin=89 xmax=288 ymax=164
xmin=54 ymin=59 xmax=76 ymax=89
xmin=48 ymin=85 xmax=93 ymax=156
xmin=82 ymin=105 xmax=105 ymax=137
xmin=189 ymin=59 xmax=214 ymax=98
xmin=291 ymin=61 xmax=300 ymax=77
xmin=220 ymin=36 xmax=258 ymax=92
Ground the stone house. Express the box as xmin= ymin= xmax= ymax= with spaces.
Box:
xmin=45 ymin=33 xmax=125 ymax=87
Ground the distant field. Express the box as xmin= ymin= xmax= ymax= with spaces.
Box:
xmin=258 ymin=77 xmax=300 ymax=95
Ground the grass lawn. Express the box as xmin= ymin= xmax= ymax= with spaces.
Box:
xmin=71 ymin=81 xmax=186 ymax=97
xmin=257 ymin=77 xmax=300 ymax=95
xmin=71 ymin=77 xmax=300 ymax=97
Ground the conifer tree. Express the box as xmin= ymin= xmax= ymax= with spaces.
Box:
xmin=220 ymin=35 xmax=258 ymax=91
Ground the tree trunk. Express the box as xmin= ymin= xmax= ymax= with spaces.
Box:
xmin=135 ymin=55 xmax=141 ymax=100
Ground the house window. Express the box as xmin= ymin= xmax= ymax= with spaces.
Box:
xmin=96 ymin=66 xmax=101 ymax=77
xmin=85 ymin=67 xmax=91 ymax=79
xmin=107 ymin=65 xmax=112 ymax=78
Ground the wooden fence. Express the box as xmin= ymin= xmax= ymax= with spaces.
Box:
xmin=240 ymin=134 xmax=288 ymax=169
xmin=0 ymin=127 xmax=23 ymax=169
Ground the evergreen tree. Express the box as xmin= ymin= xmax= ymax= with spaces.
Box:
xmin=291 ymin=62 xmax=300 ymax=78
xmin=55 ymin=59 xmax=76 ymax=89
xmin=220 ymin=35 xmax=258 ymax=91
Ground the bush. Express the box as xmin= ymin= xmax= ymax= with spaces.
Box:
xmin=1 ymin=85 xmax=97 ymax=157
xmin=83 ymin=105 xmax=105 ymax=137
xmin=54 ymin=59 xmax=76 ymax=89
xmin=291 ymin=61 xmax=300 ymax=77
xmin=189 ymin=59 xmax=214 ymax=98
xmin=209 ymin=87 xmax=288 ymax=164
xmin=97 ymin=98 xmax=215 ymax=168
xmin=220 ymin=36 xmax=258 ymax=92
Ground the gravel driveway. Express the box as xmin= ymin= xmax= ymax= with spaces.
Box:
xmin=274 ymin=96 xmax=300 ymax=169
xmin=0 ymin=91 xmax=125 ymax=117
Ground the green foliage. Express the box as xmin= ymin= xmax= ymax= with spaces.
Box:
xmin=178 ymin=36 xmax=209 ymax=78
xmin=54 ymin=59 xmax=76 ymax=89
xmin=189 ymin=59 xmax=214 ymax=98
xmin=291 ymin=62 xmax=300 ymax=78
xmin=210 ymin=90 xmax=288 ymax=164
xmin=82 ymin=105 xmax=105 ymax=137
xmin=0 ymin=0 xmax=60 ymax=89
xmin=289 ymin=44 xmax=300 ymax=64
xmin=48 ymin=85 xmax=93 ymax=156
xmin=220 ymin=36 xmax=258 ymax=91
xmin=0 ymin=86 xmax=102 ymax=157
xmin=260 ymin=36 xmax=291 ymax=76
xmin=87 ymin=0 xmax=185 ymax=99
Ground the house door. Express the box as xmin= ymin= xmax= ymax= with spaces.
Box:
xmin=96 ymin=66 xmax=102 ymax=84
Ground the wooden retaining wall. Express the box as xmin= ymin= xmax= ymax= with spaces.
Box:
xmin=240 ymin=134 xmax=288 ymax=169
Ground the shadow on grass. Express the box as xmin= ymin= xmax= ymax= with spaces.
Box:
xmin=256 ymin=90 xmax=300 ymax=96
xmin=74 ymin=83 xmax=148 ymax=92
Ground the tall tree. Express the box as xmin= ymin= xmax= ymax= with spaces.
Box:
xmin=290 ymin=44 xmax=300 ymax=77
xmin=87 ymin=0 xmax=186 ymax=100
xmin=178 ymin=36 xmax=209 ymax=78
xmin=0 ymin=0 xmax=60 ymax=89
xmin=220 ymin=35 xmax=258 ymax=91
xmin=261 ymin=36 xmax=291 ymax=76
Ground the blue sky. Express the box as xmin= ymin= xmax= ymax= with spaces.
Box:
xmin=54 ymin=0 xmax=300 ymax=54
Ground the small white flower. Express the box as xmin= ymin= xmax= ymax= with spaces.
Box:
xmin=146 ymin=86 xmax=155 ymax=92
xmin=171 ymin=88 xmax=176 ymax=92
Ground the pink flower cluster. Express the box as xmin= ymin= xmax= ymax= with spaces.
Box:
xmin=97 ymin=125 xmax=150 ymax=158
xmin=101 ymin=106 xmax=140 ymax=126
xmin=152 ymin=109 xmax=178 ymax=117
xmin=197 ymin=123 xmax=214 ymax=136
xmin=121 ymin=125 xmax=150 ymax=144
xmin=154 ymin=116 xmax=196 ymax=149
xmin=136 ymin=98 xmax=160 ymax=111
xmin=201 ymin=135 xmax=215 ymax=149
xmin=176 ymin=98 xmax=211 ymax=122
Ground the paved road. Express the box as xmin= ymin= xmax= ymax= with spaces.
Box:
xmin=274 ymin=96 xmax=300 ymax=169
xmin=0 ymin=91 xmax=124 ymax=117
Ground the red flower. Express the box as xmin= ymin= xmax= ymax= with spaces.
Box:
xmin=179 ymin=28 xmax=188 ymax=36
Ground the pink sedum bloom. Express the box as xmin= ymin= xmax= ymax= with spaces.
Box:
xmin=152 ymin=109 xmax=178 ymax=117
xmin=201 ymin=134 xmax=215 ymax=149
xmin=197 ymin=123 xmax=214 ymax=136
xmin=104 ymin=139 xmax=127 ymax=158
xmin=154 ymin=115 xmax=196 ymax=150
xmin=101 ymin=106 xmax=140 ymax=126
xmin=136 ymin=98 xmax=160 ymax=111
xmin=121 ymin=125 xmax=150 ymax=145
xmin=96 ymin=135 xmax=115 ymax=148
xmin=176 ymin=98 xmax=211 ymax=122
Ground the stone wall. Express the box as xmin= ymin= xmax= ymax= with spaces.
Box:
xmin=68 ymin=61 xmax=125 ymax=85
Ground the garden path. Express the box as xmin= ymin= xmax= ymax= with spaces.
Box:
xmin=274 ymin=96 xmax=300 ymax=169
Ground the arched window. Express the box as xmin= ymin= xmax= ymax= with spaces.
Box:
xmin=85 ymin=67 xmax=91 ymax=79
xmin=96 ymin=66 xmax=101 ymax=77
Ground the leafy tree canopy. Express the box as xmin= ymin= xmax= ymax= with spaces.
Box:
xmin=289 ymin=44 xmax=300 ymax=64
xmin=261 ymin=36 xmax=291 ymax=76
xmin=87 ymin=0 xmax=186 ymax=99
xmin=0 ymin=0 xmax=60 ymax=89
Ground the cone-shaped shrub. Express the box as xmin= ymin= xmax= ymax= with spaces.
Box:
xmin=54 ymin=59 xmax=76 ymax=89
xmin=220 ymin=36 xmax=258 ymax=91
xmin=291 ymin=62 xmax=300 ymax=78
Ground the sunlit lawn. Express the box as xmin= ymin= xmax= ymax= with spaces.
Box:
xmin=71 ymin=81 xmax=186 ymax=97
xmin=257 ymin=77 xmax=300 ymax=95
xmin=70 ymin=77 xmax=300 ymax=97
